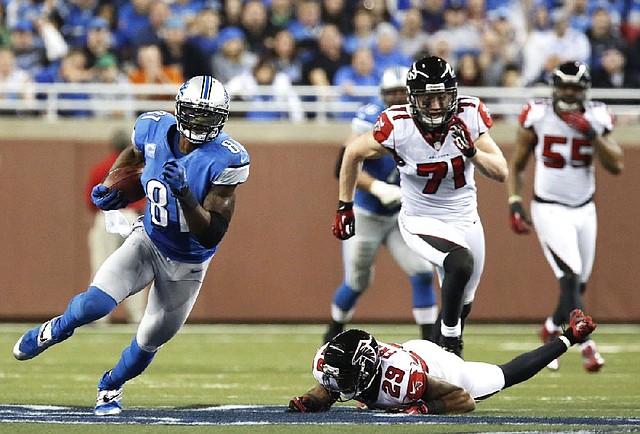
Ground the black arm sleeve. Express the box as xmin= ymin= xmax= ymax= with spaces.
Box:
xmin=198 ymin=211 xmax=229 ymax=249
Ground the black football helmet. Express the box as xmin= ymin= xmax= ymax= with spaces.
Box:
xmin=406 ymin=56 xmax=458 ymax=130
xmin=321 ymin=329 xmax=380 ymax=401
xmin=551 ymin=61 xmax=591 ymax=112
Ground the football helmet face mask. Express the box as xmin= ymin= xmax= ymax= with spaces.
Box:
xmin=175 ymin=75 xmax=229 ymax=145
xmin=321 ymin=329 xmax=380 ymax=401
xmin=407 ymin=56 xmax=458 ymax=130
xmin=380 ymin=65 xmax=409 ymax=107
xmin=551 ymin=61 xmax=591 ymax=112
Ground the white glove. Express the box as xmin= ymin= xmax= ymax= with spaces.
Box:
xmin=369 ymin=180 xmax=402 ymax=208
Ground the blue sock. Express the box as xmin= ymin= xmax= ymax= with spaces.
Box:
xmin=105 ymin=337 xmax=156 ymax=389
xmin=333 ymin=283 xmax=360 ymax=311
xmin=54 ymin=286 xmax=117 ymax=336
xmin=411 ymin=272 xmax=436 ymax=308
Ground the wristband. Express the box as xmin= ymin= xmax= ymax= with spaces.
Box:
xmin=207 ymin=211 xmax=229 ymax=246
xmin=463 ymin=147 xmax=477 ymax=158
xmin=508 ymin=195 xmax=522 ymax=204
xmin=338 ymin=200 xmax=353 ymax=211
xmin=558 ymin=335 xmax=571 ymax=349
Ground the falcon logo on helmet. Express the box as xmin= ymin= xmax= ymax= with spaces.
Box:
xmin=321 ymin=329 xmax=380 ymax=401
xmin=175 ymin=75 xmax=230 ymax=145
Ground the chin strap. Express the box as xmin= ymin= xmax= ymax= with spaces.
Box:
xmin=415 ymin=118 xmax=450 ymax=148
xmin=554 ymin=99 xmax=584 ymax=113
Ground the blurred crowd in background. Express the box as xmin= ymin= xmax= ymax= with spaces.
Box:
xmin=1 ymin=0 xmax=640 ymax=120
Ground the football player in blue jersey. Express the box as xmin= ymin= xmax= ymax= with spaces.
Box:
xmin=13 ymin=76 xmax=250 ymax=416
xmin=324 ymin=66 xmax=437 ymax=343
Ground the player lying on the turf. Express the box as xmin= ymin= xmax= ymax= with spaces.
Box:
xmin=289 ymin=309 xmax=597 ymax=414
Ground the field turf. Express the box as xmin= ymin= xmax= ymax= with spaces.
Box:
xmin=1 ymin=322 xmax=639 ymax=433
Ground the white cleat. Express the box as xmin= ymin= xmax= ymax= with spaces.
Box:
xmin=546 ymin=358 xmax=560 ymax=370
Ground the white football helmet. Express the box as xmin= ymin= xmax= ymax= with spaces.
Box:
xmin=175 ymin=76 xmax=229 ymax=145
xmin=380 ymin=65 xmax=409 ymax=107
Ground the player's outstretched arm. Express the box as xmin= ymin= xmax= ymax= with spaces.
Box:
xmin=288 ymin=383 xmax=337 ymax=413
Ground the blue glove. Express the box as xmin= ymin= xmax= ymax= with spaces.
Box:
xmin=162 ymin=160 xmax=188 ymax=194
xmin=91 ymin=185 xmax=129 ymax=210
xmin=161 ymin=160 xmax=198 ymax=209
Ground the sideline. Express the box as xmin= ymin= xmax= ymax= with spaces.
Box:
xmin=1 ymin=323 xmax=639 ymax=335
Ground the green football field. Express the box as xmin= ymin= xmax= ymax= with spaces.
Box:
xmin=1 ymin=322 xmax=639 ymax=433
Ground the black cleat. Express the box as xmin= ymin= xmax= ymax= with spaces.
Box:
xmin=439 ymin=335 xmax=464 ymax=358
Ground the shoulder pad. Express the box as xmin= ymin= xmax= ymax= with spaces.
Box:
xmin=133 ymin=111 xmax=176 ymax=151
xmin=518 ymin=99 xmax=548 ymax=127
xmin=373 ymin=111 xmax=394 ymax=144
xmin=585 ymin=101 xmax=615 ymax=130
xmin=218 ymin=134 xmax=249 ymax=158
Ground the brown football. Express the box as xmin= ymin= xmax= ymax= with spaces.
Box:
xmin=103 ymin=166 xmax=145 ymax=202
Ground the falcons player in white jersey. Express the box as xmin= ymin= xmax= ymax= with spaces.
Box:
xmin=288 ymin=309 xmax=597 ymax=414
xmin=507 ymin=61 xmax=623 ymax=373
xmin=332 ymin=56 xmax=508 ymax=357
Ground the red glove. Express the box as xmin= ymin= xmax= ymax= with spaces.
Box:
xmin=332 ymin=201 xmax=355 ymax=240
xmin=403 ymin=402 xmax=429 ymax=415
xmin=385 ymin=401 xmax=429 ymax=414
xmin=509 ymin=200 xmax=531 ymax=234
xmin=559 ymin=111 xmax=597 ymax=140
xmin=287 ymin=396 xmax=330 ymax=413
xmin=448 ymin=115 xmax=476 ymax=158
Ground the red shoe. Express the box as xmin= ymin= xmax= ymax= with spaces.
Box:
xmin=568 ymin=309 xmax=597 ymax=340
xmin=580 ymin=340 xmax=605 ymax=373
